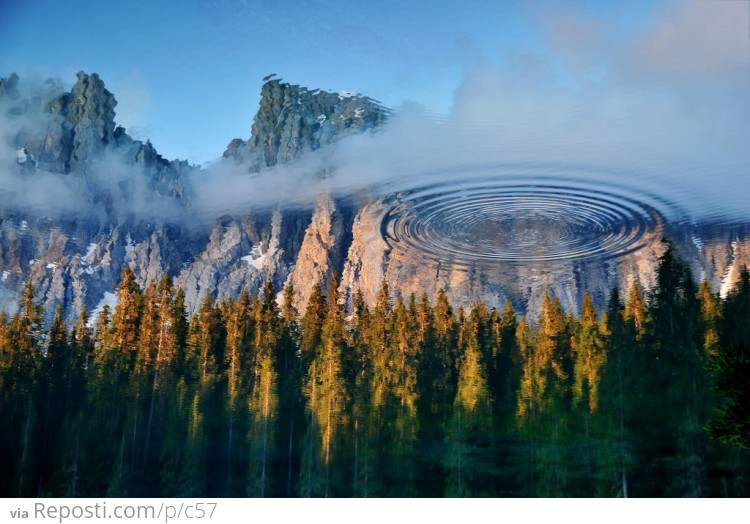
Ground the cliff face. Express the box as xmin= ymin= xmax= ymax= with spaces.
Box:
xmin=339 ymin=196 xmax=673 ymax=318
xmin=223 ymin=79 xmax=387 ymax=170
xmin=0 ymin=71 xmax=195 ymax=322
xmin=0 ymin=72 xmax=387 ymax=322
xmin=0 ymin=71 xmax=747 ymax=325
xmin=38 ymin=71 xmax=117 ymax=174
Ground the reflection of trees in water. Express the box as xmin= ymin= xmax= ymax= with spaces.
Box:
xmin=1 ymin=252 xmax=749 ymax=497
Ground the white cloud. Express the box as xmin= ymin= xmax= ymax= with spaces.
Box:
xmin=330 ymin=0 xmax=750 ymax=222
xmin=2 ymin=1 xmax=748 ymax=227
xmin=633 ymin=0 xmax=749 ymax=79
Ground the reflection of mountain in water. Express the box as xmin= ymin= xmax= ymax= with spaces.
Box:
xmin=1 ymin=71 xmax=748 ymax=324
xmin=380 ymin=174 xmax=670 ymax=270
xmin=361 ymin=190 xmax=749 ymax=317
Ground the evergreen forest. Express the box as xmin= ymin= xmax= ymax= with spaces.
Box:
xmin=1 ymin=243 xmax=749 ymax=497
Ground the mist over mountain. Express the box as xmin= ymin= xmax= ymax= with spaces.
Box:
xmin=0 ymin=71 xmax=748 ymax=326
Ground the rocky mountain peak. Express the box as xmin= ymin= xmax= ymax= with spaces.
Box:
xmin=3 ymin=71 xmax=192 ymax=200
xmin=9 ymin=70 xmax=118 ymax=175
xmin=3 ymin=71 xmax=749 ymax=330
xmin=223 ymin=78 xmax=388 ymax=170
xmin=66 ymin=71 xmax=118 ymax=150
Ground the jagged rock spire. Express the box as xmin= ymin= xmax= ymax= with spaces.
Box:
xmin=223 ymin=78 xmax=388 ymax=170
xmin=9 ymin=71 xmax=119 ymax=174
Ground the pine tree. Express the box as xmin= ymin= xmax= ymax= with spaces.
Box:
xmin=420 ymin=288 xmax=457 ymax=414
xmin=391 ymin=295 xmax=419 ymax=416
xmin=537 ymin=290 xmax=570 ymax=384
xmin=92 ymin=305 xmax=112 ymax=355
xmin=186 ymin=293 xmax=224 ymax=385
xmin=598 ymin=286 xmax=632 ymax=497
xmin=136 ymin=280 xmax=159 ymax=372
xmin=276 ymin=283 xmax=302 ymax=496
xmin=572 ymin=292 xmax=607 ymax=413
xmin=155 ymin=276 xmax=182 ymax=370
xmin=700 ymin=279 xmax=722 ymax=360
xmin=33 ymin=304 xmax=71 ymax=494
xmin=53 ymin=306 xmax=92 ymax=498
xmin=222 ymin=290 xmax=252 ymax=495
xmin=651 ymin=240 xmax=681 ymax=339
xmin=71 ymin=306 xmax=94 ymax=371
xmin=141 ymin=276 xmax=184 ymax=488
xmin=516 ymin=315 xmax=543 ymax=419
xmin=624 ymin=280 xmax=649 ymax=342
xmin=254 ymin=280 xmax=281 ymax=357
xmin=300 ymin=283 xmax=326 ymax=362
xmin=5 ymin=282 xmax=44 ymax=495
xmin=455 ymin=306 xmax=492 ymax=419
xmin=245 ymin=280 xmax=282 ymax=497
xmin=8 ymin=281 xmax=44 ymax=380
xmin=492 ymin=300 xmax=517 ymax=412
xmin=346 ymin=287 xmax=370 ymax=383
xmin=281 ymin=284 xmax=299 ymax=333
xmin=415 ymin=292 xmax=434 ymax=348
xmin=224 ymin=289 xmax=251 ymax=406
xmin=445 ymin=303 xmax=493 ymax=497
xmin=247 ymin=314 xmax=278 ymax=497
xmin=368 ymin=280 xmax=392 ymax=410
xmin=346 ymin=287 xmax=373 ymax=497
xmin=170 ymin=289 xmax=189 ymax=374
xmin=182 ymin=293 xmax=224 ymax=495
xmin=45 ymin=304 xmax=70 ymax=387
xmin=300 ymin=276 xmax=347 ymax=496
xmin=111 ymin=267 xmax=143 ymax=357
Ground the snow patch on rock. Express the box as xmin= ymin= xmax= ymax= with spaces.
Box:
xmin=720 ymin=239 xmax=739 ymax=299
xmin=242 ymin=245 xmax=267 ymax=270
xmin=84 ymin=243 xmax=97 ymax=261
xmin=87 ymin=291 xmax=118 ymax=328
xmin=691 ymin=234 xmax=705 ymax=253
xmin=125 ymin=234 xmax=135 ymax=262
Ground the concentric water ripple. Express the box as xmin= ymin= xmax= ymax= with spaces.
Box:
xmin=382 ymin=168 xmax=682 ymax=268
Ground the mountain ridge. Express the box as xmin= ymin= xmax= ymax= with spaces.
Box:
xmin=0 ymin=71 xmax=748 ymax=325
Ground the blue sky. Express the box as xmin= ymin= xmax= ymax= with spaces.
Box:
xmin=1 ymin=0 xmax=748 ymax=172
